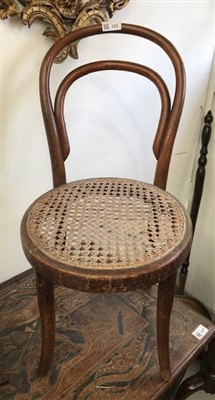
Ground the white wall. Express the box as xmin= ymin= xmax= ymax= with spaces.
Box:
xmin=1 ymin=2 xmax=214 ymax=311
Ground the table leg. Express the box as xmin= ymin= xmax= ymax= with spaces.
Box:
xmin=175 ymin=336 xmax=215 ymax=399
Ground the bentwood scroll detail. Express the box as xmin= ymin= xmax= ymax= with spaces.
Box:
xmin=0 ymin=0 xmax=129 ymax=61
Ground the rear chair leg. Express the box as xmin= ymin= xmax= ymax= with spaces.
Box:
xmin=35 ymin=272 xmax=55 ymax=377
xmin=157 ymin=272 xmax=177 ymax=381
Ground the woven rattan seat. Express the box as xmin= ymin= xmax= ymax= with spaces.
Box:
xmin=23 ymin=178 xmax=189 ymax=292
xmin=21 ymin=23 xmax=192 ymax=382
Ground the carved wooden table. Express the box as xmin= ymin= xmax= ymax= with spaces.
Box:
xmin=175 ymin=324 xmax=215 ymax=400
xmin=0 ymin=270 xmax=214 ymax=399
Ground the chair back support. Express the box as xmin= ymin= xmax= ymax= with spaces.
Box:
xmin=39 ymin=23 xmax=185 ymax=189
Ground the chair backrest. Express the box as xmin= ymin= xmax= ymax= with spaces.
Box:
xmin=39 ymin=23 xmax=185 ymax=190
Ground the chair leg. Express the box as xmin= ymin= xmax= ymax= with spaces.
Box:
xmin=157 ymin=272 xmax=177 ymax=381
xmin=35 ymin=272 xmax=55 ymax=377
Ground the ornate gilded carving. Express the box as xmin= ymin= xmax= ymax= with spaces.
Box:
xmin=0 ymin=0 xmax=130 ymax=61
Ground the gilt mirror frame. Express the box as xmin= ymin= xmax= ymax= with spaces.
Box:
xmin=0 ymin=0 xmax=130 ymax=62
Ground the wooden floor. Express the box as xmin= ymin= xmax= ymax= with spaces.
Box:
xmin=0 ymin=269 xmax=214 ymax=400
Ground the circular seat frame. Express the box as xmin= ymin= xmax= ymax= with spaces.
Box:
xmin=22 ymin=177 xmax=191 ymax=293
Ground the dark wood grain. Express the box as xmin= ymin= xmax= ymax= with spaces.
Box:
xmin=0 ymin=271 xmax=215 ymax=399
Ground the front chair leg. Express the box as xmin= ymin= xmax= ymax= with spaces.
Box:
xmin=157 ymin=272 xmax=177 ymax=381
xmin=35 ymin=272 xmax=55 ymax=377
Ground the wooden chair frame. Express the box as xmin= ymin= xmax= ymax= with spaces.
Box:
xmin=21 ymin=23 xmax=192 ymax=382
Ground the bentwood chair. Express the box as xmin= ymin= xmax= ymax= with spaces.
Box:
xmin=21 ymin=23 xmax=192 ymax=382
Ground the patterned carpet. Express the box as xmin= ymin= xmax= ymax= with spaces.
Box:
xmin=0 ymin=269 xmax=214 ymax=400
